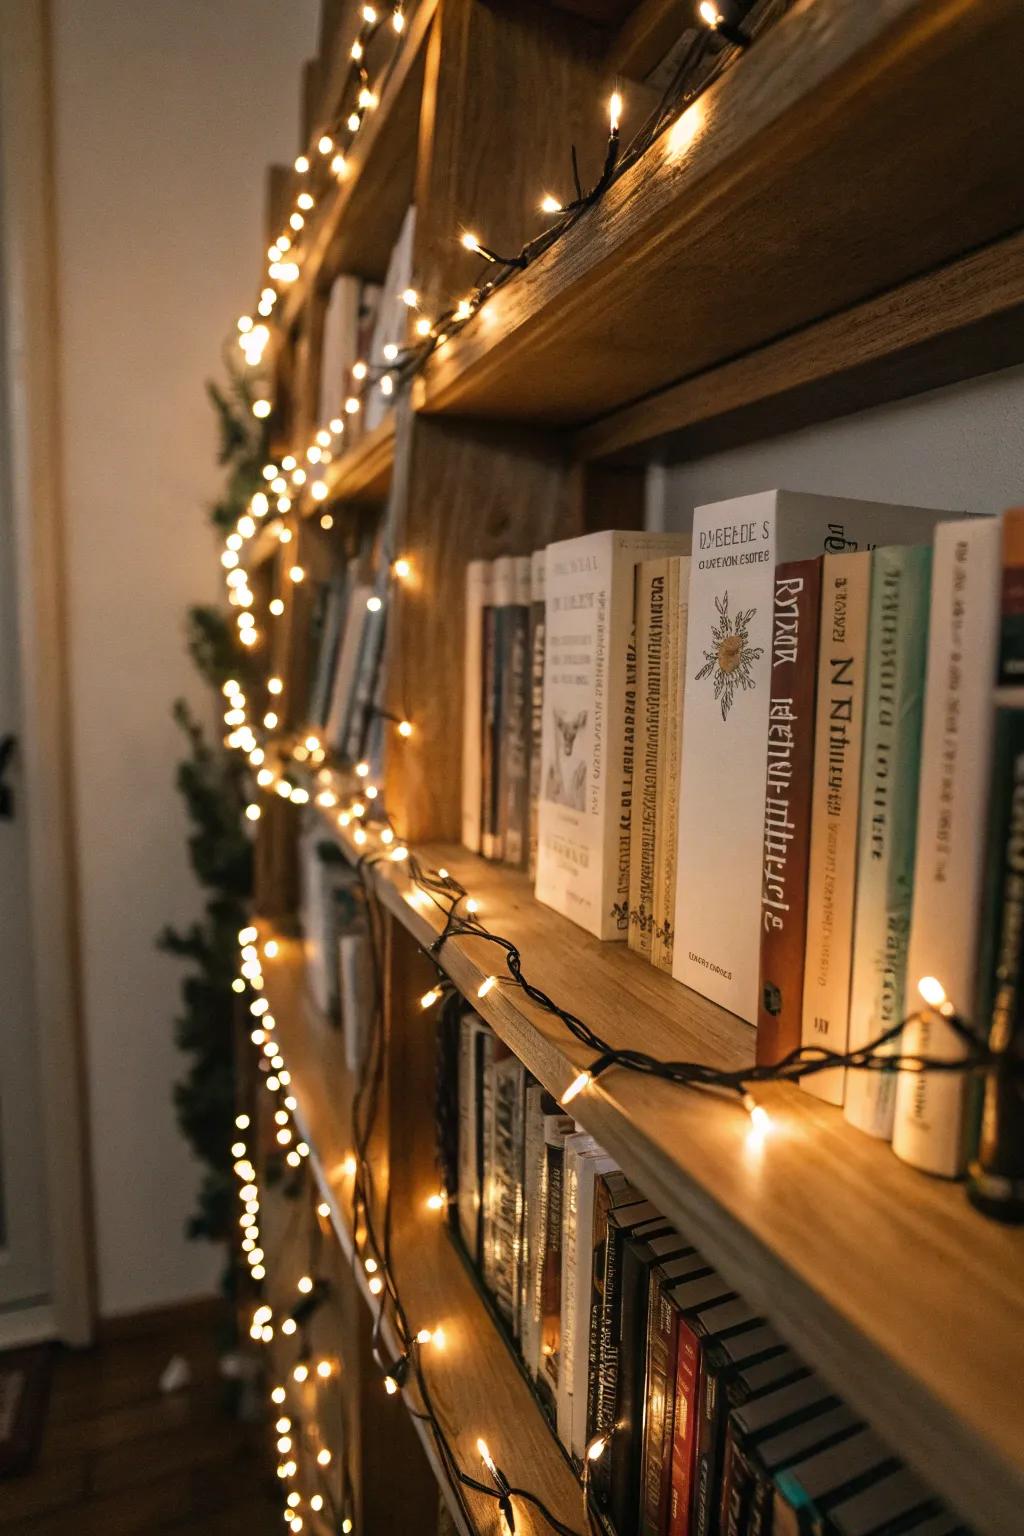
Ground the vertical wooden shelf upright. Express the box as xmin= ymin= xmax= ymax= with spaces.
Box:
xmin=243 ymin=3 xmax=1024 ymax=1534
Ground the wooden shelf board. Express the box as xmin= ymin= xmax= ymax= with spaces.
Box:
xmin=261 ymin=933 xmax=583 ymax=1536
xmin=414 ymin=0 xmax=1024 ymax=442
xmin=307 ymin=409 xmax=396 ymax=510
xmin=295 ymin=814 xmax=1024 ymax=1536
xmin=279 ymin=0 xmax=436 ymax=328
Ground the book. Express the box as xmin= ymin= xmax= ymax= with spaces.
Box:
xmin=561 ymin=1136 xmax=617 ymax=1456
xmin=586 ymin=1173 xmax=642 ymax=1451
xmin=489 ymin=1052 xmax=527 ymax=1329
xmin=966 ymin=705 xmax=1024 ymax=1222
xmin=528 ymin=549 xmax=547 ymax=880
xmin=997 ymin=505 xmax=1024 ymax=684
xmin=894 ymin=518 xmax=1000 ymax=1175
xmin=325 ymin=582 xmax=373 ymax=755
xmin=756 ymin=559 xmax=822 ymax=1063
xmin=317 ymin=274 xmax=361 ymax=426
xmin=537 ymin=1112 xmax=576 ymax=1417
xmin=844 ymin=546 xmax=932 ymax=1139
xmin=537 ymin=530 xmax=690 ymax=940
xmin=498 ymin=556 xmax=533 ymax=869
xmin=630 ymin=559 xmax=669 ymax=958
xmin=741 ymin=1403 xmax=863 ymax=1536
xmin=479 ymin=1033 xmax=500 ymax=1290
xmin=461 ymin=560 xmax=492 ymax=853
xmin=800 ymin=551 xmax=872 ymax=1105
xmin=652 ymin=556 xmax=690 ymax=974
xmin=343 ymin=572 xmax=388 ymax=764
xmin=339 ymin=929 xmax=373 ymax=1076
xmin=308 ymin=572 xmax=348 ymax=728
xmin=481 ymin=559 xmax=514 ymax=860
xmin=591 ymin=1204 xmax=678 ymax=1517
xmin=674 ymin=493 xmax=955 ymax=1023
xmin=364 ymin=204 xmax=415 ymax=432
xmin=457 ymin=1014 xmax=491 ymax=1261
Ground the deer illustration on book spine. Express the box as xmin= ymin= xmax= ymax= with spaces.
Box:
xmin=694 ymin=592 xmax=764 ymax=720
xmin=546 ymin=708 xmax=588 ymax=809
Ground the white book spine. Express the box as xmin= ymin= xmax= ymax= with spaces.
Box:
xmin=894 ymin=517 xmax=1001 ymax=1174
xmin=461 ymin=560 xmax=492 ymax=852
xmin=537 ymin=531 xmax=689 ymax=940
xmin=557 ymin=1140 xmax=581 ymax=1449
xmin=339 ymin=932 xmax=374 ymax=1077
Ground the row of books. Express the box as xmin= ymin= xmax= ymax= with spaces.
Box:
xmin=307 ymin=547 xmax=388 ymax=776
xmin=444 ymin=1012 xmax=969 ymax=1536
xmin=461 ymin=498 xmax=1021 ymax=1181
xmin=317 ymin=204 xmax=414 ymax=435
xmin=298 ymin=819 xmax=373 ymax=1076
xmin=461 ymin=553 xmax=546 ymax=872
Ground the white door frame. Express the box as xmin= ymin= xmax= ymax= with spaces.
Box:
xmin=0 ymin=0 xmax=95 ymax=1345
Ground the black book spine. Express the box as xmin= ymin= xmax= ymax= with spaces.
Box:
xmin=590 ymin=1220 xmax=627 ymax=1513
xmin=609 ymin=1239 xmax=649 ymax=1536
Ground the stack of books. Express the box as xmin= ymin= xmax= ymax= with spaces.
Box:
xmin=446 ymin=1012 xmax=971 ymax=1536
xmin=461 ymin=552 xmax=546 ymax=873
xmin=461 ymin=499 xmax=1024 ymax=1188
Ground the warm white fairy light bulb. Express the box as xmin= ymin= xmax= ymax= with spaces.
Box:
xmin=562 ymin=1070 xmax=591 ymax=1105
xmin=540 ymin=193 xmax=562 ymax=213
xmin=609 ymin=90 xmax=623 ymax=133
xmin=477 ymin=975 xmax=497 ymax=999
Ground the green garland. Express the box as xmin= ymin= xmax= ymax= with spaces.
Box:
xmin=158 ymin=363 xmax=266 ymax=1250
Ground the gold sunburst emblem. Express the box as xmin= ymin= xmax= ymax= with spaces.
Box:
xmin=694 ymin=591 xmax=763 ymax=720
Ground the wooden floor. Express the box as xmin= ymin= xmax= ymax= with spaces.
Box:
xmin=0 ymin=1301 xmax=281 ymax=1535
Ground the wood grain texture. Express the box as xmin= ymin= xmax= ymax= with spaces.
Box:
xmin=573 ymin=224 xmax=1024 ymax=463
xmin=382 ymin=401 xmax=581 ymax=843
xmin=417 ymin=0 xmax=1024 ymax=426
xmin=295 ymin=816 xmax=1024 ymax=1536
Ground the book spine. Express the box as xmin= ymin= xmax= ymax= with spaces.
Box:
xmin=845 ymin=546 xmax=932 ymax=1139
xmin=586 ymin=1176 xmax=613 ymax=1448
xmin=966 ymin=706 xmax=1024 ymax=1219
xmin=895 ymin=519 xmax=1001 ymax=1174
xmin=653 ymin=560 xmax=689 ymax=974
xmin=720 ymin=1431 xmax=753 ymax=1536
xmin=528 ymin=550 xmax=546 ymax=881
xmin=590 ymin=1219 xmax=625 ymax=1511
xmin=667 ymin=1319 xmax=701 ymax=1536
xmin=501 ymin=559 xmax=532 ymax=869
xmin=630 ymin=563 xmax=664 ymax=957
xmin=558 ymin=1144 xmax=581 ymax=1448
xmin=618 ymin=587 xmax=639 ymax=940
xmin=756 ymin=559 xmax=822 ymax=1063
xmin=481 ymin=603 xmax=500 ymax=860
xmin=462 ymin=560 xmax=492 ymax=852
xmin=539 ymin=1128 xmax=566 ymax=1415
xmin=490 ymin=1057 xmax=524 ymax=1327
xmin=480 ymin=1036 xmax=497 ymax=1290
xmin=339 ymin=931 xmax=373 ymax=1077
xmin=457 ymin=1017 xmax=480 ymax=1259
xmin=520 ymin=1085 xmax=545 ymax=1375
xmin=800 ymin=552 xmax=872 ymax=1105
xmin=640 ymin=1280 xmax=674 ymax=1536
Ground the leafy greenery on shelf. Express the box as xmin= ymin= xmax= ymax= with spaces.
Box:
xmin=159 ymin=362 xmax=266 ymax=1253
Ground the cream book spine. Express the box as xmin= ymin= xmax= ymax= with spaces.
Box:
xmin=652 ymin=557 xmax=689 ymax=972
xmin=894 ymin=517 xmax=1001 ymax=1174
xmin=674 ymin=492 xmax=958 ymax=1022
xmin=462 ymin=560 xmax=492 ymax=853
xmin=801 ymin=551 xmax=872 ymax=1105
xmin=629 ymin=561 xmax=667 ymax=958
xmin=536 ymin=530 xmax=689 ymax=941
xmin=844 ymin=545 xmax=932 ymax=1138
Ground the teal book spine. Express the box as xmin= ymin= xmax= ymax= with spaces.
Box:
xmin=844 ymin=544 xmax=933 ymax=1139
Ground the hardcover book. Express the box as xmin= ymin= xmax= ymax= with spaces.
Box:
xmin=800 ymin=552 xmax=872 ymax=1105
xmin=324 ymin=582 xmax=373 ymax=755
xmin=844 ymin=545 xmax=932 ymax=1139
xmin=537 ymin=1112 xmax=575 ymax=1416
xmin=536 ymin=530 xmax=690 ymax=940
xmin=586 ymin=1172 xmax=642 ymax=1451
xmin=488 ymin=1051 xmax=526 ymax=1329
xmin=894 ymin=518 xmax=1000 ymax=1174
xmin=756 ymin=559 xmax=822 ymax=1063
xmin=498 ymin=556 xmax=533 ymax=869
xmin=674 ymin=493 xmax=954 ymax=1022
xmin=461 ymin=559 xmax=492 ymax=853
xmin=652 ymin=556 xmax=690 ymax=974
xmin=457 ymin=1013 xmax=491 ymax=1261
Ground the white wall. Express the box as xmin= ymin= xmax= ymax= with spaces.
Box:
xmin=657 ymin=364 xmax=1024 ymax=530
xmin=51 ymin=0 xmax=317 ymax=1316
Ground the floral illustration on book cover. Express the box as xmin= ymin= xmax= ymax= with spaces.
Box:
xmin=693 ymin=591 xmax=763 ymax=720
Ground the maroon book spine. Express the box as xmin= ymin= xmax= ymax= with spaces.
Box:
xmin=667 ymin=1318 xmax=701 ymax=1536
xmin=756 ymin=558 xmax=823 ymax=1065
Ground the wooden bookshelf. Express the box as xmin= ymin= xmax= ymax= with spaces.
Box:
xmin=243 ymin=3 xmax=1024 ymax=1534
